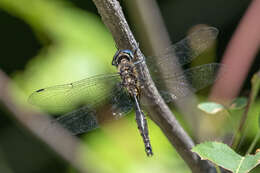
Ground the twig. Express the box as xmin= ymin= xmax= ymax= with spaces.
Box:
xmin=92 ymin=0 xmax=215 ymax=172
xmin=231 ymin=71 xmax=260 ymax=149
xmin=246 ymin=127 xmax=260 ymax=155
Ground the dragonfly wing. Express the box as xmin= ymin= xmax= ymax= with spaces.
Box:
xmin=155 ymin=63 xmax=222 ymax=103
xmin=29 ymin=73 xmax=134 ymax=135
xmin=146 ymin=26 xmax=218 ymax=77
xmin=53 ymin=85 xmax=134 ymax=135
xmin=28 ymin=73 xmax=121 ymax=112
xmin=54 ymin=106 xmax=99 ymax=135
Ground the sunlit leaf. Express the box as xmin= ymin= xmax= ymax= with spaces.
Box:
xmin=198 ymin=102 xmax=225 ymax=114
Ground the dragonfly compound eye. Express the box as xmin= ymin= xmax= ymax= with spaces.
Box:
xmin=112 ymin=49 xmax=134 ymax=66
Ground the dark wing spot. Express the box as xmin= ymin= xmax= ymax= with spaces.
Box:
xmin=36 ymin=88 xmax=45 ymax=92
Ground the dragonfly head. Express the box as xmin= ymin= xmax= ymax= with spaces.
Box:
xmin=112 ymin=49 xmax=134 ymax=66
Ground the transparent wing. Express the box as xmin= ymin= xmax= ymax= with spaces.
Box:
xmin=148 ymin=26 xmax=218 ymax=66
xmin=155 ymin=63 xmax=221 ymax=103
xmin=51 ymin=85 xmax=134 ymax=135
xmin=28 ymin=73 xmax=121 ymax=112
xmin=146 ymin=26 xmax=219 ymax=77
xmin=142 ymin=26 xmax=220 ymax=104
xmin=29 ymin=73 xmax=134 ymax=135
xmin=54 ymin=106 xmax=99 ymax=135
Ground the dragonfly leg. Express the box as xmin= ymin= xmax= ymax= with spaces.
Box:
xmin=133 ymin=42 xmax=139 ymax=56
xmin=133 ymin=43 xmax=145 ymax=65
xmin=133 ymin=57 xmax=144 ymax=65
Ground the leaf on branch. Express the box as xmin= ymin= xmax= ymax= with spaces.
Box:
xmin=229 ymin=97 xmax=248 ymax=110
xmin=197 ymin=102 xmax=225 ymax=114
xmin=192 ymin=142 xmax=260 ymax=173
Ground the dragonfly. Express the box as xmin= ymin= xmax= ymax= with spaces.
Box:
xmin=28 ymin=26 xmax=220 ymax=157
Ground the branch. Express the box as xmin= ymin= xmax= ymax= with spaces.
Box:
xmin=92 ymin=0 xmax=215 ymax=172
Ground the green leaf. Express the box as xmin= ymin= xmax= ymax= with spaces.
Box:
xmin=192 ymin=142 xmax=260 ymax=173
xmin=197 ymin=102 xmax=225 ymax=114
xmin=229 ymin=97 xmax=248 ymax=110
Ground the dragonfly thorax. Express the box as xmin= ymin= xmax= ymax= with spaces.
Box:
xmin=117 ymin=56 xmax=140 ymax=98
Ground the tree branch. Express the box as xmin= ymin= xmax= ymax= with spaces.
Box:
xmin=92 ymin=0 xmax=215 ymax=172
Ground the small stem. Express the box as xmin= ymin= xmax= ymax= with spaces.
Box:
xmin=222 ymin=108 xmax=240 ymax=147
xmin=230 ymin=72 xmax=260 ymax=149
xmin=215 ymin=164 xmax=221 ymax=173
xmin=246 ymin=129 xmax=260 ymax=155
xmin=231 ymin=132 xmax=241 ymax=149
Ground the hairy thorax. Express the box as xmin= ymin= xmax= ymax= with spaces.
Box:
xmin=118 ymin=58 xmax=140 ymax=97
